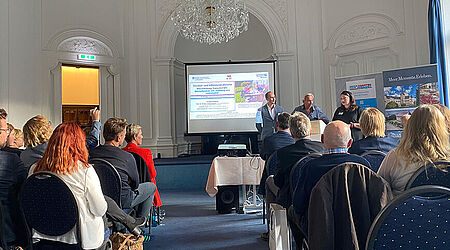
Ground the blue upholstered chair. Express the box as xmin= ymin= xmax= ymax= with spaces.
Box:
xmin=89 ymin=158 xmax=123 ymax=207
xmin=361 ymin=150 xmax=386 ymax=172
xmin=366 ymin=185 xmax=450 ymax=250
xmin=405 ymin=161 xmax=450 ymax=190
xmin=129 ymin=152 xmax=157 ymax=228
xmin=20 ymin=172 xmax=81 ymax=249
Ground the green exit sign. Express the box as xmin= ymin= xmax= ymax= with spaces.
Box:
xmin=77 ymin=54 xmax=96 ymax=60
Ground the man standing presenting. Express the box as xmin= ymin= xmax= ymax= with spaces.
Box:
xmin=292 ymin=93 xmax=329 ymax=124
xmin=256 ymin=91 xmax=284 ymax=140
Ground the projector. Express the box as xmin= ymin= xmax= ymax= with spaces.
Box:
xmin=217 ymin=144 xmax=248 ymax=157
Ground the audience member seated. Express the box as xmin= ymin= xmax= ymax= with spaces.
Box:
xmin=22 ymin=111 xmax=103 ymax=169
xmin=348 ymin=107 xmax=398 ymax=155
xmin=1 ymin=124 xmax=24 ymax=157
xmin=29 ymin=123 xmax=108 ymax=249
xmin=89 ymin=118 xmax=156 ymax=219
xmin=0 ymin=109 xmax=27 ymax=247
xmin=273 ymin=112 xmax=323 ymax=208
xmin=289 ymin=121 xmax=370 ymax=248
xmin=21 ymin=114 xmax=145 ymax=236
xmin=378 ymin=105 xmax=450 ymax=196
xmin=260 ymin=112 xmax=295 ymax=160
xmin=123 ymin=123 xmax=162 ymax=207
xmin=21 ymin=115 xmax=53 ymax=169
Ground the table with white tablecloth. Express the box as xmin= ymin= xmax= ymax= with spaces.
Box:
xmin=206 ymin=156 xmax=265 ymax=197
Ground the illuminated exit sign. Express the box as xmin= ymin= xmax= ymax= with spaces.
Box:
xmin=77 ymin=54 xmax=96 ymax=60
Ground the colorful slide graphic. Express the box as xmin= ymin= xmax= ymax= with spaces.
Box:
xmin=189 ymin=72 xmax=269 ymax=120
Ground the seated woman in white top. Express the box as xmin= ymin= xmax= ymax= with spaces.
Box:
xmin=30 ymin=122 xmax=107 ymax=249
xmin=377 ymin=105 xmax=450 ymax=196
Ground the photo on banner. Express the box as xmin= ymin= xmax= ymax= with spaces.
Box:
xmin=382 ymin=64 xmax=439 ymax=132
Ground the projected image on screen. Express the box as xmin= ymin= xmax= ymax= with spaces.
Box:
xmin=189 ymin=72 xmax=269 ymax=120
xmin=186 ymin=61 xmax=275 ymax=134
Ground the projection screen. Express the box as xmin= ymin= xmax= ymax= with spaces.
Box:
xmin=186 ymin=61 xmax=276 ymax=134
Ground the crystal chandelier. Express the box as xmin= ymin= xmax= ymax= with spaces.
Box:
xmin=170 ymin=0 xmax=249 ymax=44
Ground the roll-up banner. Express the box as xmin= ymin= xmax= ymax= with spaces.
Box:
xmin=382 ymin=64 xmax=439 ymax=133
xmin=335 ymin=73 xmax=383 ymax=109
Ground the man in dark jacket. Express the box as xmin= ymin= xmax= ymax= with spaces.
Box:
xmin=0 ymin=108 xmax=27 ymax=246
xmin=259 ymin=112 xmax=295 ymax=196
xmin=260 ymin=112 xmax=295 ymax=160
xmin=289 ymin=121 xmax=370 ymax=248
xmin=89 ymin=117 xmax=156 ymax=218
xmin=273 ymin=112 xmax=323 ymax=208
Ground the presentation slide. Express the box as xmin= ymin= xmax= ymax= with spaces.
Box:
xmin=186 ymin=62 xmax=275 ymax=134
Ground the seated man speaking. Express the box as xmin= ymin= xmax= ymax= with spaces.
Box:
xmin=89 ymin=118 xmax=156 ymax=219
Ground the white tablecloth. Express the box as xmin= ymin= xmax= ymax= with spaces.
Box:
xmin=206 ymin=156 xmax=265 ymax=197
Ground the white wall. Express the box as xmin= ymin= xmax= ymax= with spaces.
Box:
xmin=0 ymin=0 xmax=430 ymax=157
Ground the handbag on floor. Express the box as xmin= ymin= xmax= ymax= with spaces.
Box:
xmin=110 ymin=232 xmax=144 ymax=250
xmin=269 ymin=203 xmax=291 ymax=250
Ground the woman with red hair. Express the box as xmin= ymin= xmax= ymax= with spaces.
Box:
xmin=30 ymin=123 xmax=108 ymax=249
xmin=30 ymin=123 xmax=147 ymax=248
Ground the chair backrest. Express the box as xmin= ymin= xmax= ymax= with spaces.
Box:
xmin=258 ymin=152 xmax=278 ymax=196
xmin=366 ymin=185 xmax=450 ymax=250
xmin=289 ymin=153 xmax=322 ymax=196
xmin=89 ymin=158 xmax=122 ymax=207
xmin=405 ymin=161 xmax=450 ymax=190
xmin=360 ymin=150 xmax=386 ymax=172
xmin=20 ymin=172 xmax=79 ymax=237
xmin=129 ymin=152 xmax=151 ymax=183
xmin=265 ymin=152 xmax=278 ymax=176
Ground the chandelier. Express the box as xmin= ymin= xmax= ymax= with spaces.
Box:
xmin=170 ymin=0 xmax=249 ymax=44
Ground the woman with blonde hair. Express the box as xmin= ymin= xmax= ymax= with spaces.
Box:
xmin=2 ymin=124 xmax=24 ymax=156
xmin=123 ymin=123 xmax=162 ymax=208
xmin=348 ymin=107 xmax=398 ymax=155
xmin=21 ymin=115 xmax=53 ymax=169
xmin=378 ymin=105 xmax=450 ymax=196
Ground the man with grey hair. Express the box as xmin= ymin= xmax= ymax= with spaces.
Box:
xmin=289 ymin=121 xmax=370 ymax=248
xmin=292 ymin=93 xmax=329 ymax=124
xmin=272 ymin=112 xmax=323 ymax=208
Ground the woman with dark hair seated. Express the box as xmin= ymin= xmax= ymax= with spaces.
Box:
xmin=348 ymin=107 xmax=398 ymax=155
xmin=378 ymin=105 xmax=450 ymax=196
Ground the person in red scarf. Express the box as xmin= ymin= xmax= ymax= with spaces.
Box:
xmin=123 ymin=124 xmax=162 ymax=207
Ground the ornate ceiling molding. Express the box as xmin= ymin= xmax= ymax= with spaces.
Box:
xmin=57 ymin=37 xmax=112 ymax=56
xmin=326 ymin=13 xmax=402 ymax=51
xmin=263 ymin=0 xmax=288 ymax=30
xmin=335 ymin=22 xmax=389 ymax=48
xmin=158 ymin=0 xmax=181 ymax=33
